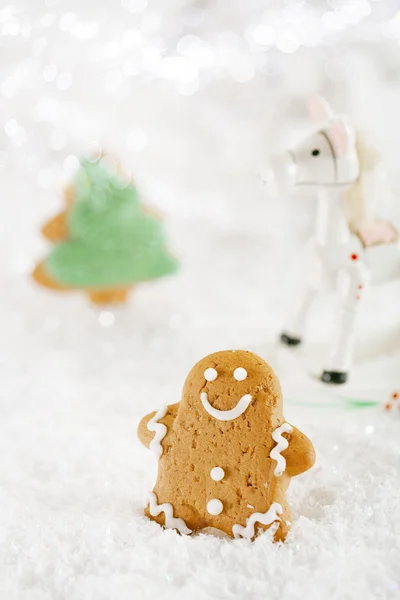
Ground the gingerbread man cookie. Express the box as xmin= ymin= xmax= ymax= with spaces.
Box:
xmin=138 ymin=350 xmax=315 ymax=541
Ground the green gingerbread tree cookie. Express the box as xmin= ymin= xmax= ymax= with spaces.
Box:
xmin=33 ymin=158 xmax=178 ymax=304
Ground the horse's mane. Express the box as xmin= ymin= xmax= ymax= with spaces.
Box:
xmin=345 ymin=133 xmax=385 ymax=232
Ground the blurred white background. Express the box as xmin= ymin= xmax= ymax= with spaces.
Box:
xmin=1 ymin=0 xmax=400 ymax=334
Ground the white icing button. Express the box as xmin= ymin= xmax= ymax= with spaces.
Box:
xmin=233 ymin=367 xmax=247 ymax=381
xmin=210 ymin=467 xmax=225 ymax=481
xmin=207 ymin=499 xmax=223 ymax=516
xmin=204 ymin=367 xmax=218 ymax=382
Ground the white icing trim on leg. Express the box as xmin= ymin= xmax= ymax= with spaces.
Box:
xmin=147 ymin=491 xmax=192 ymax=535
xmin=200 ymin=392 xmax=252 ymax=421
xmin=232 ymin=503 xmax=283 ymax=539
xmin=147 ymin=406 xmax=168 ymax=459
xmin=270 ymin=423 xmax=293 ymax=476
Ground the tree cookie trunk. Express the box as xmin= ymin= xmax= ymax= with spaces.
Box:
xmin=87 ymin=288 xmax=131 ymax=305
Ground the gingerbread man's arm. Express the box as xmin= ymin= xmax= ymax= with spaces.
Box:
xmin=41 ymin=210 xmax=69 ymax=242
xmin=282 ymin=426 xmax=315 ymax=477
xmin=137 ymin=403 xmax=179 ymax=449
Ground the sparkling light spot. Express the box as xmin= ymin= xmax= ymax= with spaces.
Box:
xmin=34 ymin=97 xmax=60 ymax=122
xmin=276 ymin=31 xmax=300 ymax=54
xmin=0 ymin=7 xmax=13 ymax=23
xmin=161 ymin=56 xmax=198 ymax=83
xmin=12 ymin=255 xmax=32 ymax=274
xmin=4 ymin=118 xmax=18 ymax=136
xmin=12 ymin=127 xmax=27 ymax=147
xmin=72 ymin=21 xmax=99 ymax=40
xmin=2 ymin=77 xmax=17 ymax=98
xmin=177 ymin=34 xmax=200 ymax=54
xmin=63 ymin=155 xmax=80 ymax=176
xmin=122 ymin=57 xmax=140 ymax=77
xmin=3 ymin=21 xmax=20 ymax=36
xmin=140 ymin=13 xmax=162 ymax=35
xmin=59 ymin=12 xmax=76 ymax=31
xmin=252 ymin=24 xmax=275 ymax=46
xmin=99 ymin=311 xmax=115 ymax=327
xmin=121 ymin=28 xmax=142 ymax=48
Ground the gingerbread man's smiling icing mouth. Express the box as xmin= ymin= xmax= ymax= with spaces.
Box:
xmin=200 ymin=366 xmax=253 ymax=421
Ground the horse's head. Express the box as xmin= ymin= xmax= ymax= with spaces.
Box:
xmin=264 ymin=95 xmax=360 ymax=195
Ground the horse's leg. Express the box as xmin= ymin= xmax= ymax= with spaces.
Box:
xmin=321 ymin=257 xmax=369 ymax=384
xmin=280 ymin=286 xmax=318 ymax=346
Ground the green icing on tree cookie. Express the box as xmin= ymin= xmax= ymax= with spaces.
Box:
xmin=46 ymin=159 xmax=178 ymax=288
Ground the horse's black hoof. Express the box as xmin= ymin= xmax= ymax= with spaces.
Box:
xmin=321 ymin=370 xmax=348 ymax=385
xmin=280 ymin=332 xmax=302 ymax=347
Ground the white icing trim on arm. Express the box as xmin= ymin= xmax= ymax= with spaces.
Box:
xmin=147 ymin=406 xmax=168 ymax=459
xmin=200 ymin=392 xmax=252 ymax=421
xmin=147 ymin=491 xmax=192 ymax=535
xmin=270 ymin=422 xmax=293 ymax=476
xmin=232 ymin=503 xmax=282 ymax=539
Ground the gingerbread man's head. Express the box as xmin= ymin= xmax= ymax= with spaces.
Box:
xmin=181 ymin=350 xmax=283 ymax=424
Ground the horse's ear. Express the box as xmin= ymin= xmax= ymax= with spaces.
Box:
xmin=307 ymin=95 xmax=334 ymax=123
xmin=329 ymin=119 xmax=347 ymax=157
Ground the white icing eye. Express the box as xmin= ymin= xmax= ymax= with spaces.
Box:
xmin=234 ymin=367 xmax=247 ymax=381
xmin=204 ymin=367 xmax=218 ymax=382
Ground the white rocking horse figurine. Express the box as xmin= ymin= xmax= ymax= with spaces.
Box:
xmin=265 ymin=95 xmax=399 ymax=384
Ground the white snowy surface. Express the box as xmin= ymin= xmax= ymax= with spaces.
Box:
xmin=1 ymin=1 xmax=400 ymax=597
